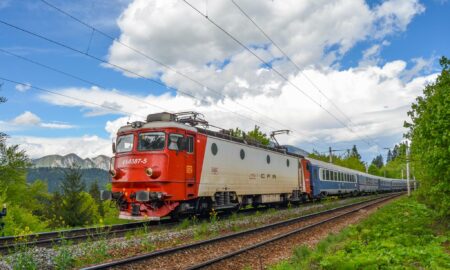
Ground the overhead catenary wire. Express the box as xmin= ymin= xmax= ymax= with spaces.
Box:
xmin=0 ymin=18 xmax=319 ymax=150
xmin=38 ymin=0 xmax=319 ymax=149
xmin=0 ymin=76 xmax=146 ymax=119
xmin=230 ymin=0 xmax=381 ymax=148
xmin=183 ymin=0 xmax=374 ymax=147
xmin=0 ymin=47 xmax=172 ymax=113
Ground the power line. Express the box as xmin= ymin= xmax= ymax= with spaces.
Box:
xmin=0 ymin=18 xmax=318 ymax=150
xmin=38 ymin=0 xmax=318 ymax=149
xmin=0 ymin=76 xmax=146 ymax=119
xmin=231 ymin=0 xmax=380 ymax=148
xmin=183 ymin=0 xmax=374 ymax=147
xmin=0 ymin=47 xmax=171 ymax=113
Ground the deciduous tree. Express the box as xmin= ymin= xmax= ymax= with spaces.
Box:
xmin=404 ymin=56 xmax=450 ymax=218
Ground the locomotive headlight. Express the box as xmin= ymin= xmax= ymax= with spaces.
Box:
xmin=145 ymin=166 xmax=161 ymax=179
xmin=145 ymin=167 xmax=153 ymax=177
xmin=109 ymin=169 xmax=117 ymax=177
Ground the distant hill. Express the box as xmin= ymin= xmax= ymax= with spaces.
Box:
xmin=32 ymin=153 xmax=110 ymax=170
xmin=28 ymin=153 xmax=111 ymax=193
xmin=27 ymin=167 xmax=111 ymax=193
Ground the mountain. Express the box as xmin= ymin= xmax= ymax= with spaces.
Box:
xmin=28 ymin=153 xmax=111 ymax=193
xmin=32 ymin=154 xmax=110 ymax=171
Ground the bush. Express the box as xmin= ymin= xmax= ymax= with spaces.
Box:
xmin=270 ymin=196 xmax=450 ymax=269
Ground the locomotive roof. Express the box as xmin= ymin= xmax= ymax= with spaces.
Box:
xmin=118 ymin=121 xmax=198 ymax=133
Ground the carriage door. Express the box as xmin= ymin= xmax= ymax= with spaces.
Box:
xmin=185 ymin=133 xmax=196 ymax=199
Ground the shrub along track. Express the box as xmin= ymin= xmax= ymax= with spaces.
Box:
xmin=0 ymin=199 xmax=290 ymax=254
xmin=81 ymin=193 xmax=402 ymax=270
xmin=0 ymin=220 xmax=175 ymax=254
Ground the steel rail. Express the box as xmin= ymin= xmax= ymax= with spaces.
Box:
xmin=81 ymin=193 xmax=402 ymax=270
xmin=0 ymin=200 xmax=272 ymax=253
xmin=0 ymin=219 xmax=173 ymax=253
xmin=186 ymin=193 xmax=400 ymax=269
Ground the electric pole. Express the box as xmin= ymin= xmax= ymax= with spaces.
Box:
xmin=329 ymin=147 xmax=332 ymax=163
xmin=406 ymin=141 xmax=411 ymax=196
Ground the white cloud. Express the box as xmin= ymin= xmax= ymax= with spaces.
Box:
xmin=39 ymin=60 xmax=438 ymax=156
xmin=15 ymin=83 xmax=32 ymax=92
xmin=8 ymin=135 xmax=111 ymax=159
xmin=10 ymin=111 xmax=75 ymax=129
xmin=12 ymin=111 xmax=41 ymax=125
xmin=106 ymin=0 xmax=424 ymax=101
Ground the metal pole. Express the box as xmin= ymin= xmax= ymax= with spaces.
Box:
xmin=406 ymin=142 xmax=411 ymax=196
xmin=329 ymin=147 xmax=332 ymax=163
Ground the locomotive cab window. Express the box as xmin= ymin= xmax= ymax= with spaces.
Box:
xmin=116 ymin=134 xmax=134 ymax=153
xmin=168 ymin=134 xmax=184 ymax=151
xmin=138 ymin=132 xmax=165 ymax=151
xmin=186 ymin=136 xmax=194 ymax=153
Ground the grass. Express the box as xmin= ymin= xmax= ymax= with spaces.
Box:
xmin=270 ymin=195 xmax=450 ymax=270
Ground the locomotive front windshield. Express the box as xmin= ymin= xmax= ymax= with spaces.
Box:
xmin=138 ymin=132 xmax=165 ymax=151
xmin=116 ymin=134 xmax=134 ymax=153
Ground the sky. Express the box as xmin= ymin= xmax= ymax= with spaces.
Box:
xmin=0 ymin=0 xmax=449 ymax=163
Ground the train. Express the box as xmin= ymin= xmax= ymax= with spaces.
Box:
xmin=101 ymin=112 xmax=415 ymax=220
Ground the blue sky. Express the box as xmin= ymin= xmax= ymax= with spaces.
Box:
xmin=0 ymin=0 xmax=448 ymax=161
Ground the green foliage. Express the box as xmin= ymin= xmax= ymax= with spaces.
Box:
xmin=404 ymin=56 xmax=450 ymax=218
xmin=371 ymin=154 xmax=383 ymax=169
xmin=60 ymin=167 xmax=99 ymax=226
xmin=54 ymin=239 xmax=75 ymax=270
xmin=270 ymin=196 xmax=450 ymax=270
xmin=1 ymin=204 xmax=47 ymax=236
xmin=309 ymin=145 xmax=366 ymax=172
xmin=230 ymin=125 xmax=270 ymax=146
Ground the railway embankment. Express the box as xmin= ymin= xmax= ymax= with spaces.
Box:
xmin=1 ymin=195 xmax=386 ymax=269
xmin=269 ymin=195 xmax=450 ymax=270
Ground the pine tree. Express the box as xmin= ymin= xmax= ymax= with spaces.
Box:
xmin=60 ymin=166 xmax=98 ymax=226
xmin=349 ymin=145 xmax=362 ymax=160
xmin=89 ymin=180 xmax=104 ymax=217
xmin=386 ymin=149 xmax=392 ymax=163
xmin=371 ymin=155 xmax=384 ymax=169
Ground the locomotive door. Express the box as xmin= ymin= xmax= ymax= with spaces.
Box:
xmin=185 ymin=133 xmax=196 ymax=199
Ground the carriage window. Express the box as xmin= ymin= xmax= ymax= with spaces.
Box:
xmin=116 ymin=134 xmax=134 ymax=153
xmin=333 ymin=171 xmax=337 ymax=181
xmin=138 ymin=132 xmax=165 ymax=151
xmin=187 ymin=136 xmax=194 ymax=153
xmin=326 ymin=170 xmax=330 ymax=180
xmin=168 ymin=133 xmax=184 ymax=151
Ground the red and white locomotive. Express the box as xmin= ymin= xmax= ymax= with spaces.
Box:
xmin=103 ymin=112 xmax=312 ymax=220
xmin=102 ymin=112 xmax=412 ymax=220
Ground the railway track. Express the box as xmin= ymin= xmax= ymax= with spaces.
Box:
xmin=0 ymin=219 xmax=173 ymax=254
xmin=81 ymin=192 xmax=402 ymax=270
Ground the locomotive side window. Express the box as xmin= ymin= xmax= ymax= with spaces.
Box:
xmin=211 ymin=143 xmax=218 ymax=155
xmin=186 ymin=136 xmax=194 ymax=153
xmin=240 ymin=149 xmax=245 ymax=160
xmin=138 ymin=132 xmax=165 ymax=151
xmin=266 ymin=155 xmax=271 ymax=164
xmin=168 ymin=134 xmax=184 ymax=151
xmin=286 ymin=159 xmax=290 ymax=167
xmin=116 ymin=134 xmax=134 ymax=153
